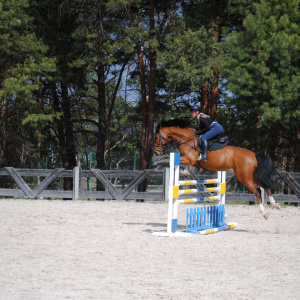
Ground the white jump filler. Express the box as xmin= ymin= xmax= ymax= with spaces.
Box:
xmin=152 ymin=152 xmax=238 ymax=237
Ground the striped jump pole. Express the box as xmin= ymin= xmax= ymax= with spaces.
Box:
xmin=199 ymin=222 xmax=238 ymax=235
xmin=152 ymin=152 xmax=238 ymax=237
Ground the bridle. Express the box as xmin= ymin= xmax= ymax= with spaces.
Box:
xmin=154 ymin=131 xmax=169 ymax=155
xmin=154 ymin=128 xmax=200 ymax=154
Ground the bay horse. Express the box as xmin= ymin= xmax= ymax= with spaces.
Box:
xmin=154 ymin=119 xmax=280 ymax=219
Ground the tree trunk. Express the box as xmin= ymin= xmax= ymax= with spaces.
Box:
xmin=61 ymin=82 xmax=77 ymax=192
xmin=52 ymin=83 xmax=67 ymax=163
xmin=210 ymin=15 xmax=220 ymax=120
xmin=37 ymin=85 xmax=42 ymax=185
xmin=210 ymin=76 xmax=218 ymax=120
xmin=146 ymin=0 xmax=155 ymax=167
xmin=96 ymin=64 xmax=106 ymax=191
xmin=136 ymin=40 xmax=148 ymax=193
xmin=52 ymin=82 xmax=77 ymax=192
xmin=201 ymin=85 xmax=209 ymax=114
xmin=137 ymin=0 xmax=156 ymax=192
xmin=0 ymin=98 xmax=6 ymax=168
xmin=137 ymin=42 xmax=147 ymax=165
xmin=256 ymin=111 xmax=261 ymax=152
xmin=296 ymin=127 xmax=300 ymax=172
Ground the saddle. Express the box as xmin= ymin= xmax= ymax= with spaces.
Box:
xmin=199 ymin=135 xmax=229 ymax=151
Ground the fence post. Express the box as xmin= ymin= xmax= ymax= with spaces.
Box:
xmin=73 ymin=166 xmax=80 ymax=200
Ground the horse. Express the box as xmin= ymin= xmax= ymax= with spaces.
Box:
xmin=154 ymin=119 xmax=280 ymax=219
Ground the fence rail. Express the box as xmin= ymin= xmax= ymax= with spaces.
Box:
xmin=0 ymin=167 xmax=299 ymax=203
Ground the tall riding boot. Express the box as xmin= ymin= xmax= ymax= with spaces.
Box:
xmin=197 ymin=136 xmax=202 ymax=160
xmin=202 ymin=140 xmax=208 ymax=161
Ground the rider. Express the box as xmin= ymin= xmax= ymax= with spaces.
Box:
xmin=190 ymin=105 xmax=224 ymax=161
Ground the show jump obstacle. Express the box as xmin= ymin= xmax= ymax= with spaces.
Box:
xmin=152 ymin=153 xmax=238 ymax=237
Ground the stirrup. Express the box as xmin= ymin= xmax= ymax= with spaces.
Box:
xmin=197 ymin=154 xmax=202 ymax=161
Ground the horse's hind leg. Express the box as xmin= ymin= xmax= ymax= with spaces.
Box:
xmin=255 ymin=187 xmax=269 ymax=219
xmin=239 ymin=178 xmax=268 ymax=219
xmin=265 ymin=188 xmax=281 ymax=210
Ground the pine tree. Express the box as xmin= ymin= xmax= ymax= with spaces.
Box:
xmin=223 ymin=0 xmax=300 ymax=170
xmin=123 ymin=0 xmax=180 ymax=189
xmin=0 ymin=0 xmax=55 ymax=167
xmin=159 ymin=0 xmax=242 ymax=119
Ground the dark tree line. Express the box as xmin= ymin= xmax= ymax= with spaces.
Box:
xmin=0 ymin=0 xmax=299 ymax=191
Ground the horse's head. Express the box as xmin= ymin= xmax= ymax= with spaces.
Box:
xmin=153 ymin=119 xmax=194 ymax=155
xmin=154 ymin=124 xmax=170 ymax=155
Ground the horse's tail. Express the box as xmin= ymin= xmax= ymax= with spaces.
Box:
xmin=253 ymin=153 xmax=275 ymax=191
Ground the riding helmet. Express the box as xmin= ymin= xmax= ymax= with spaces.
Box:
xmin=190 ymin=105 xmax=201 ymax=112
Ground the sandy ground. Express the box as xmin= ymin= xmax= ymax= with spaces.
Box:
xmin=0 ymin=199 xmax=299 ymax=300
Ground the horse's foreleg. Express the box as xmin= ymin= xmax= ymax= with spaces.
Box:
xmin=180 ymin=156 xmax=197 ymax=168
xmin=178 ymin=157 xmax=193 ymax=176
xmin=180 ymin=169 xmax=190 ymax=176
xmin=266 ymin=189 xmax=281 ymax=210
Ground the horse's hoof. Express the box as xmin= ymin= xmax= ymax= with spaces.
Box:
xmin=275 ymin=203 xmax=281 ymax=210
xmin=180 ymin=170 xmax=190 ymax=176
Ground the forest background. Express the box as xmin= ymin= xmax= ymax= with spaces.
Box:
xmin=0 ymin=0 xmax=299 ymax=191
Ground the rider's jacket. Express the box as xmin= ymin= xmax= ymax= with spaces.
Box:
xmin=196 ymin=113 xmax=217 ymax=135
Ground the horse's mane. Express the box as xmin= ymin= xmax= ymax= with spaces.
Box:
xmin=156 ymin=118 xmax=193 ymax=133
